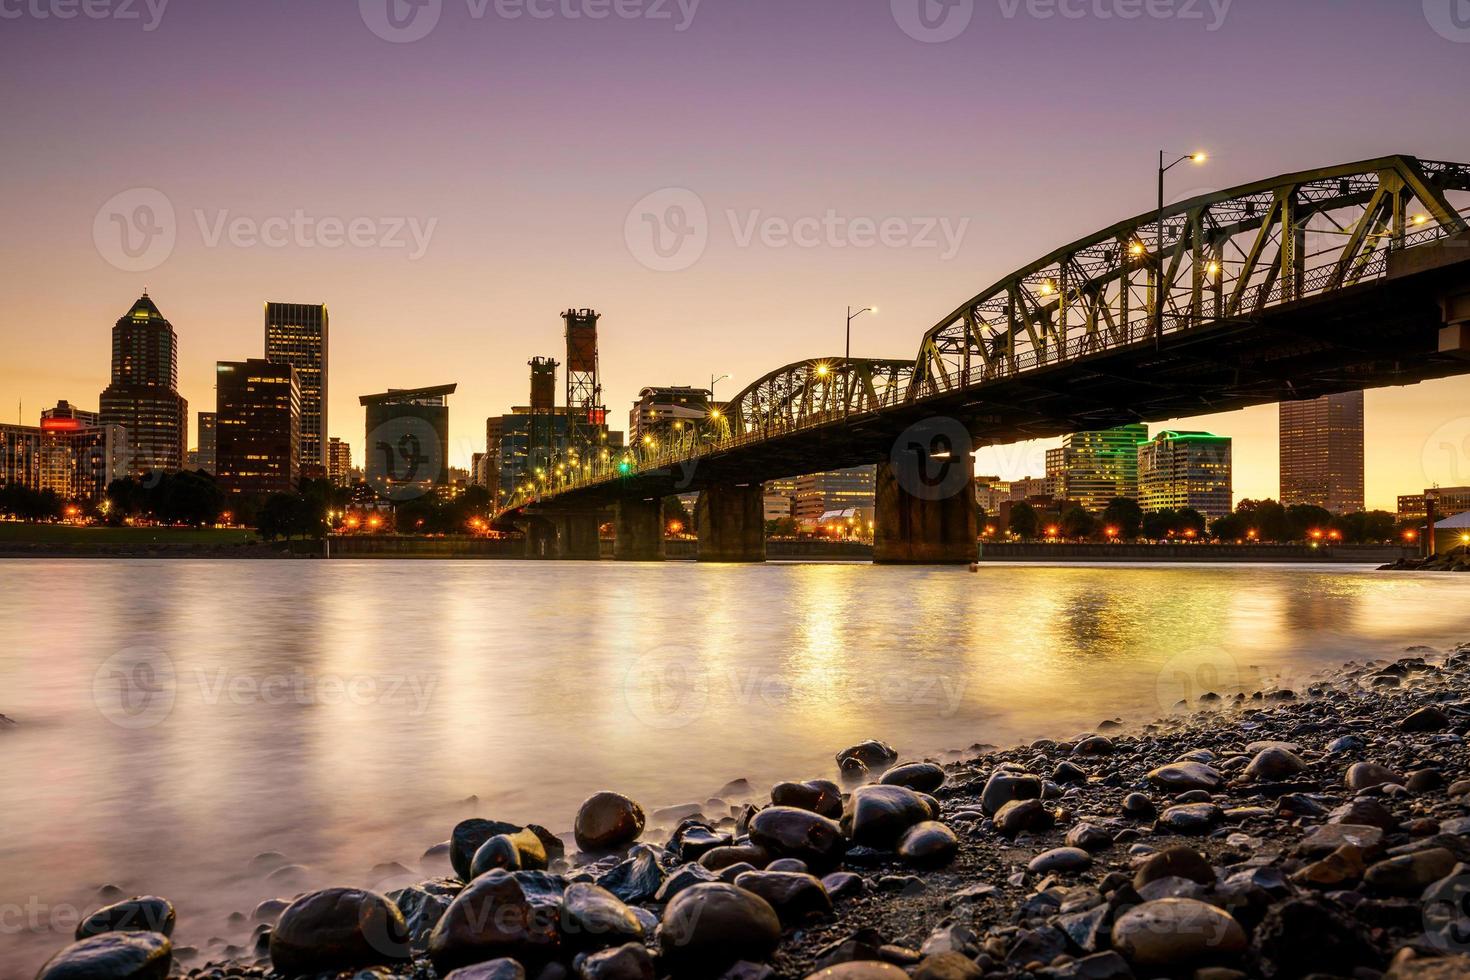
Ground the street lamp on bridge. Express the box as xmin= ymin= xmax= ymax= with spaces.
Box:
xmin=846 ymin=305 xmax=876 ymax=364
xmin=1156 ymin=150 xmax=1208 ymax=336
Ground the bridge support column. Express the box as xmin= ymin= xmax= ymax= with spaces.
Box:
xmin=873 ymin=452 xmax=977 ymax=565
xmin=614 ymin=498 xmax=666 ymax=562
xmin=553 ymin=513 xmax=602 ymax=560
xmin=695 ymin=484 xmax=766 ymax=563
xmin=522 ymin=518 xmax=557 ymax=559
xmin=1441 ymin=287 xmax=1470 ymax=358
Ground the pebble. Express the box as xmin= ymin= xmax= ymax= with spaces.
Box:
xmin=835 ymin=740 xmax=898 ymax=772
xmin=879 ymin=762 xmax=946 ymax=793
xmin=1243 ymin=746 xmax=1308 ymax=781
xmin=445 ymin=959 xmax=526 ymax=980
xmin=1028 ymin=847 xmax=1092 ymax=874
xmin=748 ymin=805 xmax=848 ymax=872
xmin=75 ymin=896 xmax=176 ymax=940
xmin=578 ymin=941 xmax=654 ymax=980
xmin=1155 ymin=802 xmax=1224 ymax=833
xmin=980 ymin=771 xmax=1042 ymax=815
xmin=733 ymin=870 xmax=833 ymax=924
xmin=656 ymin=882 xmax=781 ymax=974
xmin=427 ymin=870 xmax=562 ymax=972
xmin=560 ymin=882 xmax=644 ymax=951
xmin=896 ymin=821 xmax=959 ymax=868
xmin=1146 ymin=761 xmax=1225 ymax=792
xmin=1363 ymin=847 xmax=1458 ymax=894
xmin=1346 ymin=761 xmax=1403 ymax=790
xmin=1110 ymin=898 xmax=1246 ymax=968
xmin=269 ymin=887 xmax=409 ymax=976
xmin=847 ymin=785 xmax=934 ymax=848
xmin=994 ymin=798 xmax=1054 ymax=836
xmin=574 ymin=792 xmax=646 ymax=852
xmin=771 ymin=779 xmax=844 ymax=818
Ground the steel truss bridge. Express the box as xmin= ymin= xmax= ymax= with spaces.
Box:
xmin=499 ymin=154 xmax=1470 ymax=519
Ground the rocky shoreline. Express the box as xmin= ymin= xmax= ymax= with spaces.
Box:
xmin=33 ymin=646 xmax=1470 ymax=980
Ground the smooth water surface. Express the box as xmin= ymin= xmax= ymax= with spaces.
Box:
xmin=1 ymin=560 xmax=1467 ymax=974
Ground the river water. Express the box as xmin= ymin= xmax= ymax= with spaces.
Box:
xmin=1 ymin=559 xmax=1467 ymax=974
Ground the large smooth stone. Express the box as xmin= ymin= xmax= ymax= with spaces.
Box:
xmin=847 ymin=785 xmax=933 ymax=848
xmin=1347 ymin=762 xmax=1402 ymax=790
xmin=698 ymin=844 xmax=770 ymax=871
xmin=444 ymin=959 xmax=526 ymax=980
xmin=75 ymin=897 xmax=175 ymax=940
xmin=994 ymin=799 xmax=1054 ymax=836
xmin=1134 ymin=846 xmax=1215 ymax=889
xmin=37 ymin=932 xmax=172 ymax=980
xmin=835 ymin=740 xmax=898 ymax=772
xmin=1157 ymin=803 xmax=1224 ymax=833
xmin=733 ymin=870 xmax=833 ymax=924
xmin=579 ymin=942 xmax=655 ymax=980
xmin=269 ymin=887 xmax=409 ymax=975
xmin=560 ymin=882 xmax=644 ymax=952
xmin=896 ymin=821 xmax=959 ymax=868
xmin=880 ymin=762 xmax=946 ymax=793
xmin=1146 ymin=762 xmax=1225 ymax=792
xmin=1364 ymin=848 xmax=1457 ymax=895
xmin=451 ymin=819 xmax=557 ymax=880
xmin=389 ymin=878 xmax=461 ymax=952
xmin=1244 ymin=747 xmax=1308 ymax=782
xmin=656 ymin=882 xmax=780 ymax=974
xmin=428 ymin=870 xmax=564 ymax=972
xmin=575 ymin=792 xmax=646 ymax=852
xmin=1028 ymin=847 xmax=1091 ymax=875
xmin=980 ymin=771 xmax=1042 ymax=816
xmin=1402 ymin=706 xmax=1451 ymax=731
xmin=748 ymin=806 xmax=847 ymax=873
xmin=1110 ymin=898 xmax=1246 ymax=968
xmin=771 ymin=780 xmax=843 ymax=818
xmin=805 ymin=964 xmax=909 ymax=979
xmin=470 ymin=835 xmax=523 ymax=878
xmin=595 ymin=844 xmax=665 ymax=904
xmin=668 ymin=819 xmax=730 ymax=862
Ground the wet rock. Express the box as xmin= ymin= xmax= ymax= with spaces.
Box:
xmin=748 ymin=806 xmax=847 ymax=873
xmin=980 ymin=771 xmax=1042 ymax=815
xmin=1364 ymin=847 xmax=1457 ymax=894
xmin=734 ymin=870 xmax=833 ymax=924
xmin=1028 ymin=847 xmax=1092 ymax=874
xmin=269 ymin=887 xmax=409 ymax=976
xmin=36 ymin=932 xmax=172 ymax=980
xmin=575 ymin=793 xmax=646 ymax=852
xmin=470 ymin=835 xmax=523 ymax=877
xmin=1402 ymin=706 xmax=1451 ymax=731
xmin=1298 ymin=822 xmax=1384 ymax=858
xmin=1386 ymin=954 xmax=1470 ymax=980
xmin=1243 ymin=747 xmax=1307 ymax=782
xmin=836 ymin=740 xmax=898 ymax=772
xmin=1327 ymin=798 xmax=1398 ymax=831
xmin=561 ymin=882 xmax=643 ymax=952
xmin=654 ymin=862 xmax=720 ymax=903
xmin=1065 ymin=823 xmax=1113 ymax=852
xmin=76 ymin=897 xmax=176 ymax=939
xmin=803 ymin=963 xmax=909 ymax=978
xmin=766 ymin=858 xmax=808 ymax=873
xmin=595 ymin=844 xmax=665 ymax=904
xmin=822 ymin=871 xmax=865 ymax=900
xmin=1121 ymin=793 xmax=1156 ymax=820
xmin=880 ymin=762 xmax=946 ymax=793
xmin=847 ymin=785 xmax=934 ymax=848
xmin=1072 ymin=735 xmax=1115 ymax=755
xmin=1134 ymin=846 xmax=1216 ymax=888
xmin=388 ymin=878 xmax=461 ymax=952
xmin=428 ymin=870 xmax=564 ymax=972
xmin=1291 ymin=844 xmax=1366 ymax=888
xmin=699 ymin=844 xmax=770 ymax=871
xmin=1146 ymin=761 xmax=1224 ymax=792
xmin=1326 ymin=734 xmax=1365 ymax=753
xmin=896 ymin=821 xmax=959 ymax=868
xmin=1110 ymin=898 xmax=1245 ymax=969
xmin=1251 ymin=898 xmax=1379 ymax=977
xmin=1346 ymin=762 xmax=1402 ymax=791
xmin=1052 ymin=761 xmax=1088 ymax=785
xmin=669 ymin=820 xmax=731 ymax=862
xmin=579 ymin=942 xmax=655 ymax=980
xmin=1156 ymin=802 xmax=1224 ymax=833
xmin=911 ymin=950 xmax=982 ymax=979
xmin=445 ymin=959 xmax=527 ymax=980
xmin=656 ymin=882 xmax=780 ymax=975
xmin=1036 ymin=950 xmax=1132 ymax=980
xmin=252 ymin=898 xmax=289 ymax=923
xmin=771 ymin=780 xmax=843 ymax=818
xmin=995 ymin=799 xmax=1054 ymax=836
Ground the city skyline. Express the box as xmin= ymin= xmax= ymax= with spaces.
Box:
xmin=2 ymin=2 xmax=1469 ymax=509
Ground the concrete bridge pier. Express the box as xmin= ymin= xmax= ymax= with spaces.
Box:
xmin=1441 ymin=286 xmax=1470 ymax=357
xmin=614 ymin=497 xmax=666 ymax=561
xmin=695 ymin=484 xmax=766 ymax=563
xmin=553 ymin=513 xmax=602 ymax=560
xmin=873 ymin=452 xmax=978 ymax=564
xmin=522 ymin=517 xmax=558 ymax=559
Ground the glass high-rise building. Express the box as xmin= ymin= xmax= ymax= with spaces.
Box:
xmin=326 ymin=437 xmax=353 ymax=486
xmin=1279 ymin=391 xmax=1364 ymax=514
xmin=196 ymin=411 xmax=217 ymax=474
xmin=793 ymin=466 xmax=876 ymax=525
xmin=264 ymin=302 xmax=328 ymax=476
xmin=99 ymin=292 xmax=188 ymax=475
xmin=1045 ymin=424 xmax=1149 ymax=511
xmin=215 ymin=359 xmax=301 ymax=496
xmin=1138 ymin=430 xmax=1233 ymax=519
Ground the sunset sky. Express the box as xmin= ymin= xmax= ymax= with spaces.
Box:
xmin=2 ymin=0 xmax=1469 ymax=509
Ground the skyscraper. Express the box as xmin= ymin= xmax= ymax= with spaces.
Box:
xmin=326 ymin=437 xmax=353 ymax=486
xmin=1138 ymin=430 xmax=1233 ymax=519
xmin=196 ymin=411 xmax=217 ymax=474
xmin=1044 ymin=424 xmax=1149 ymax=511
xmin=264 ymin=302 xmax=328 ymax=476
xmin=215 ymin=359 xmax=301 ymax=496
xmin=1279 ymin=391 xmax=1365 ymax=514
xmin=360 ymin=384 xmax=455 ymax=499
xmin=793 ymin=466 xmax=876 ymax=526
xmin=99 ymin=292 xmax=188 ymax=475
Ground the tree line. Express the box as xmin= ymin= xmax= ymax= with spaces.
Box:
xmin=991 ymin=497 xmax=1403 ymax=543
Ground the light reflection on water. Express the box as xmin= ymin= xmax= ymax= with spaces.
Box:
xmin=0 ymin=559 xmax=1465 ymax=974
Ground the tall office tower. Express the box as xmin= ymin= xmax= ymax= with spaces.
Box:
xmin=360 ymin=384 xmax=456 ymax=499
xmin=196 ymin=411 xmax=217 ymax=474
xmin=1138 ymin=430 xmax=1233 ymax=519
xmin=1044 ymin=424 xmax=1149 ymax=511
xmin=326 ymin=437 xmax=353 ymax=486
xmin=1279 ymin=391 xmax=1364 ymax=514
xmin=793 ymin=466 xmax=877 ymax=526
xmin=264 ymin=302 xmax=328 ymax=476
xmin=215 ymin=359 xmax=301 ymax=496
xmin=99 ymin=292 xmax=188 ymax=475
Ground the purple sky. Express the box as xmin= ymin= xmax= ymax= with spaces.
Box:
xmin=3 ymin=0 xmax=1469 ymax=506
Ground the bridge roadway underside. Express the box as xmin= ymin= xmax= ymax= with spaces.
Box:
xmin=509 ymin=247 xmax=1470 ymax=552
